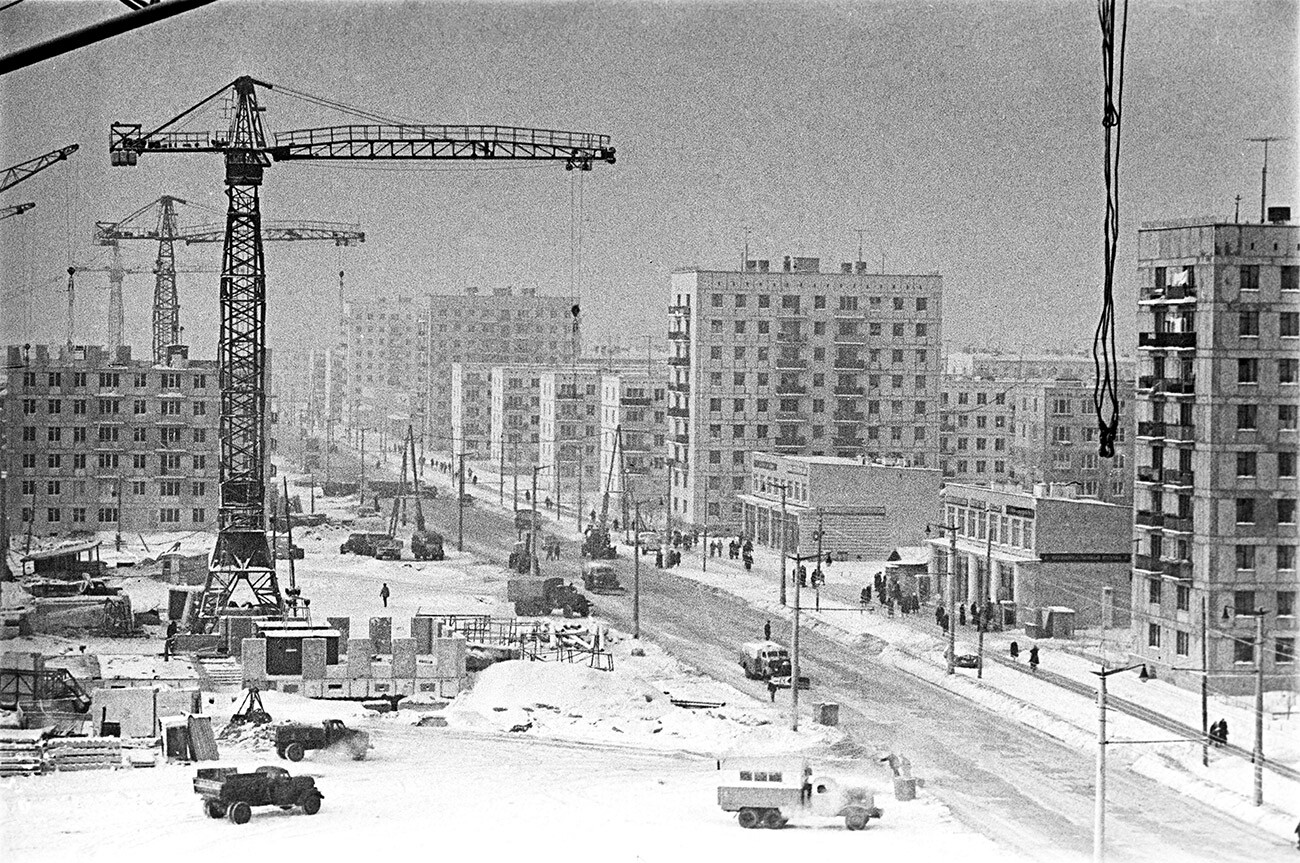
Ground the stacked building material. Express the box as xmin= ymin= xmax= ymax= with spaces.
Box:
xmin=0 ymin=738 xmax=44 ymax=776
xmin=44 ymin=737 xmax=122 ymax=771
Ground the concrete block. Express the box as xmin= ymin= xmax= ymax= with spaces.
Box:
xmin=411 ymin=616 xmax=435 ymax=654
xmin=435 ymin=635 xmax=467 ymax=678
xmin=323 ymin=680 xmax=348 ymax=699
xmin=226 ymin=616 xmax=254 ymax=650
xmin=325 ymin=662 xmax=349 ymax=680
xmin=327 ymin=616 xmax=350 ymax=645
xmin=241 ymin=638 xmax=267 ymax=683
xmin=368 ymin=617 xmax=392 ymax=654
xmin=302 ymin=637 xmax=327 ymax=679
xmin=302 ymin=680 xmax=324 ymax=699
xmin=392 ymin=638 xmax=417 ymax=677
xmin=394 ymin=679 xmax=414 ymax=696
xmin=415 ymin=658 xmax=437 ymax=678
xmin=346 ymin=639 xmax=372 ymax=678
xmin=369 ymin=678 xmax=393 ymax=697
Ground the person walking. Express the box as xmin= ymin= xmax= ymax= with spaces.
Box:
xmin=958 ymin=604 xmax=967 ymax=627
xmin=163 ymin=620 xmax=178 ymax=660
xmin=380 ymin=582 xmax=391 ymax=608
xmin=1218 ymin=718 xmax=1229 ymax=746
xmin=767 ymin=679 xmax=778 ymax=702
xmin=1028 ymin=645 xmax=1040 ymax=671
xmin=1010 ymin=640 xmax=1020 ymax=662
xmin=764 ymin=620 xmax=772 ymax=641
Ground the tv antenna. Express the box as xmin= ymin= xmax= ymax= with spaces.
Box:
xmin=1246 ymin=136 xmax=1287 ymax=223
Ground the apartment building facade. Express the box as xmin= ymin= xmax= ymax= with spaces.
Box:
xmin=489 ymin=364 xmax=547 ymax=472
xmin=668 ymin=256 xmax=943 ymax=529
xmin=940 ymin=376 xmax=1016 ymax=486
xmin=336 ymin=287 xmax=577 ymax=448
xmin=449 ymin=362 xmax=495 ymax=458
xmin=2 ymin=344 xmax=221 ymax=537
xmin=598 ymin=363 xmax=668 ymax=524
xmin=1130 ymin=216 xmax=1299 ymax=692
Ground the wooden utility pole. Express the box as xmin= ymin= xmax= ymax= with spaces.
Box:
xmin=1201 ymin=597 xmax=1209 ymax=768
xmin=359 ymin=427 xmax=367 ymax=508
xmin=1253 ymin=609 xmax=1266 ymax=806
xmin=531 ymin=466 xmax=542 ymax=577
xmin=457 ymin=453 xmax=466 ymax=552
xmin=633 ymin=501 xmax=641 ymax=638
xmin=499 ymin=442 xmax=505 ymax=507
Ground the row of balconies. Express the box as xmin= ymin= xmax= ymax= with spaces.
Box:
xmin=1135 ymin=510 xmax=1193 ymax=532
xmin=1138 ymin=332 xmax=1197 ymax=350
xmin=1137 ymin=375 xmax=1196 ymax=396
xmin=667 ymin=356 xmax=690 ymax=367
xmin=1132 ymin=553 xmax=1192 ymax=580
xmin=1136 ymin=421 xmax=1196 ymax=442
xmin=1139 ymin=284 xmax=1197 ymax=302
xmin=1135 ymin=467 xmax=1195 ymax=488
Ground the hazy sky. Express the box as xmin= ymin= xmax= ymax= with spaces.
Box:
xmin=1 ymin=0 xmax=1295 ymax=359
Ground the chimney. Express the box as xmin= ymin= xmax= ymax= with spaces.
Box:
xmin=1267 ymin=206 xmax=1291 ymax=224
xmin=840 ymin=262 xmax=853 ymax=274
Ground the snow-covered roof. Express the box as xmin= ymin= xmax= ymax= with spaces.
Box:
xmin=887 ymin=546 xmax=930 ymax=565
xmin=21 ymin=540 xmax=101 ymax=561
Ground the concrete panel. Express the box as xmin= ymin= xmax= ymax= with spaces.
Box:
xmin=241 ymin=638 xmax=267 ymax=684
xmin=368 ymin=617 xmax=392 ymax=654
xmin=90 ymin=687 xmax=157 ymax=737
xmin=302 ymin=637 xmax=328 ymax=679
xmin=302 ymin=680 xmax=325 ymax=699
xmin=435 ymin=635 xmax=467 ymax=678
xmin=411 ymin=616 xmax=435 ymax=654
xmin=325 ymin=662 xmax=349 ymax=679
xmin=392 ymin=638 xmax=417 ymax=677
xmin=323 ymin=680 xmax=348 ymax=699
xmin=394 ymin=679 xmax=414 ymax=696
xmin=370 ymin=661 xmax=393 ymax=680
xmin=226 ymin=616 xmax=254 ymax=650
xmin=347 ymin=639 xmax=372 ymax=678
xmin=415 ymin=658 xmax=437 ymax=679
xmin=327 ymin=616 xmax=351 ymax=645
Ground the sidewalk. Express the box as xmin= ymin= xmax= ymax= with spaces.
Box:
xmin=405 ymin=452 xmax=1300 ymax=835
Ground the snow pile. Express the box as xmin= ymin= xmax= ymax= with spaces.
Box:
xmin=441 ymin=660 xmax=842 ymax=755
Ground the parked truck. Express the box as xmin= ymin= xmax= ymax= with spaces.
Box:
xmin=194 ymin=765 xmax=323 ymax=824
xmin=580 ymin=525 xmax=617 ymax=560
xmin=274 ymin=719 xmax=370 ymax=762
xmin=507 ymin=575 xmax=591 ymax=617
xmin=739 ymin=641 xmax=810 ymax=689
xmin=411 ymin=529 xmax=445 ymax=561
xmin=717 ymin=760 xmax=883 ymax=831
xmin=580 ymin=560 xmax=625 ymax=594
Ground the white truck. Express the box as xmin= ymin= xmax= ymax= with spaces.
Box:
xmin=717 ymin=759 xmax=883 ymax=831
xmin=739 ymin=641 xmax=810 ymax=689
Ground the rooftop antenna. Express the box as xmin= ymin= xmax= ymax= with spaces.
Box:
xmin=855 ymin=229 xmax=866 ymax=265
xmin=1246 ymin=136 xmax=1287 ymax=223
xmin=1234 ymin=194 xmax=1241 ymax=224
xmin=741 ymin=225 xmax=752 ymax=271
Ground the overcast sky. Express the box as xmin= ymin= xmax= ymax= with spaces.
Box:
xmin=1 ymin=0 xmax=1295 ymax=359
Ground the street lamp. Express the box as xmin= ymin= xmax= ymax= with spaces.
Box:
xmin=1092 ymin=662 xmax=1150 ymax=863
xmin=925 ymin=522 xmax=960 ymax=675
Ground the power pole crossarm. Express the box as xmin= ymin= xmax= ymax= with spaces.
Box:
xmin=0 ymin=144 xmax=78 ymax=193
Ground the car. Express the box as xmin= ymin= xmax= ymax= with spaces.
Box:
xmin=947 ymin=642 xmax=981 ymax=669
xmin=636 ymin=532 xmax=660 ymax=554
xmin=459 ymin=493 xmax=475 ymax=505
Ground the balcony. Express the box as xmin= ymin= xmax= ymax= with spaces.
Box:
xmin=667 ymin=330 xmax=689 ymax=342
xmin=1165 ymin=424 xmax=1195 ymax=443
xmin=1135 ymin=509 xmax=1164 ymax=528
xmin=832 ymin=436 xmax=864 ymax=448
xmin=1162 ymin=468 xmax=1195 ymax=487
xmin=1133 ymin=553 xmax=1160 ymax=573
xmin=774 ymin=436 xmax=807 ymax=449
xmin=667 ymin=356 xmax=690 ymax=367
xmin=668 ymin=381 xmax=690 ymax=393
xmin=1136 ymin=421 xmax=1166 ymax=438
xmin=775 ymin=332 xmax=806 ymax=344
xmin=775 ymin=384 xmax=807 ymax=395
xmin=1164 ymin=514 xmax=1193 ymax=533
xmin=668 ymin=304 xmax=691 ymax=316
xmin=1136 ymin=466 xmax=1161 ymax=484
xmin=621 ymin=396 xmax=652 ymax=406
xmin=833 ymin=411 xmax=865 ymax=422
xmin=1138 ymin=332 xmax=1197 ymax=350
xmin=667 ymin=406 xmax=690 ymax=418
xmin=672 ymin=432 xmax=690 ymax=445
xmin=775 ymin=409 xmax=803 ymax=420
xmin=833 ymin=385 xmax=864 ymax=396
xmin=775 ymin=357 xmax=809 ymax=370
xmin=1137 ymin=375 xmax=1196 ymax=396
xmin=1140 ymin=284 xmax=1197 ymax=302
xmin=833 ymin=358 xmax=867 ymax=370
xmin=1161 ymin=558 xmax=1192 ymax=580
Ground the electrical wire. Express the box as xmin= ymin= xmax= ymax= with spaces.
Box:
xmin=0 ymin=0 xmax=27 ymax=12
xmin=1092 ymin=0 xmax=1129 ymax=460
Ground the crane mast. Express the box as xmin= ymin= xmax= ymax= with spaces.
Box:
xmin=110 ymin=75 xmax=616 ymax=633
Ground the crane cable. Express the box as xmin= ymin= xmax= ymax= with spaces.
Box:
xmin=1092 ymin=0 xmax=1129 ymax=459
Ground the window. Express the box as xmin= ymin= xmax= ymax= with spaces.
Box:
xmin=131 ymin=481 xmax=146 ymax=495
xmin=1232 ymin=637 xmax=1255 ymax=664
xmin=734 ymin=294 xmax=746 ymax=308
xmin=192 ymin=508 xmax=207 ymax=523
xmin=193 ymin=374 xmax=207 ymax=388
xmin=1282 ymin=404 xmax=1298 ymax=430
xmin=1278 ymin=638 xmax=1296 ymax=665
xmin=1238 ymin=310 xmax=1259 ymax=337
xmin=710 ymin=346 xmax=722 ymax=360
xmin=916 ymin=297 xmax=928 ymax=311
xmin=159 ymin=480 xmax=182 ymax=497
xmin=1147 ymin=623 xmax=1160 ymax=648
xmin=47 ymin=453 xmax=61 ymax=468
xmin=132 ymin=454 xmax=146 ymax=469
xmin=1236 ymin=451 xmax=1257 ymax=477
xmin=1176 ymin=584 xmax=1190 ymax=612
xmin=72 ymin=508 xmax=86 ymax=524
xmin=1279 ymin=591 xmax=1295 ymax=617
xmin=1281 ymin=358 xmax=1299 ymax=384
xmin=46 ymin=508 xmax=61 ymax=523
xmin=813 ymin=295 xmax=826 ymax=309
xmin=1237 ymin=404 xmax=1258 ymax=430
xmin=1234 ymin=590 xmax=1256 ymax=616
xmin=892 ymin=323 xmax=904 ymax=337
xmin=193 ymin=401 xmax=208 ymax=416
xmin=48 ymin=427 xmax=61 ymax=442
xmin=97 ymin=507 xmax=117 ymax=524
xmin=159 ymin=508 xmax=181 ymax=524
xmin=1236 ymin=498 xmax=1255 ymax=524
xmin=133 ymin=427 xmax=148 ymax=442
xmin=1280 ymin=545 xmax=1297 ymax=571
xmin=1280 ymin=452 xmax=1297 ymax=478
xmin=1284 ymin=265 xmax=1299 ymax=292
xmin=46 ymin=480 xmax=60 ymax=495
xmin=709 ymin=398 xmax=721 ymax=412
xmin=160 ymin=400 xmax=181 ymax=416
xmin=1282 ymin=312 xmax=1299 ymax=338
xmin=1236 ymin=545 xmax=1256 ymax=570
xmin=1279 ymin=498 xmax=1296 ymax=524
xmin=1237 ymin=358 xmax=1258 ymax=384
xmin=734 ymin=321 xmax=746 ymax=334
xmin=1239 ymin=264 xmax=1259 ymax=291
xmin=1175 ymin=631 xmax=1190 ymax=657
xmin=72 ymin=399 xmax=85 ymax=415
xmin=711 ymin=293 xmax=723 ymax=307
xmin=733 ymin=399 xmax=745 ymax=413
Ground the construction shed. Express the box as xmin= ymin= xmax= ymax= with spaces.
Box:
xmin=18 ymin=541 xmax=105 ymax=579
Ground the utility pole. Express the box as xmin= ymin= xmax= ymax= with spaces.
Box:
xmin=945 ymin=524 xmax=957 ymax=674
xmin=792 ymin=547 xmax=802 ymax=733
xmin=701 ymin=521 xmax=708 ymax=573
xmin=980 ymin=528 xmax=991 ymax=679
xmin=512 ymin=448 xmax=519 ymax=512
xmin=633 ymin=501 xmax=641 ymax=638
xmin=499 ymin=442 xmax=505 ymax=507
xmin=1253 ymin=608 xmax=1266 ymax=806
xmin=457 ymin=452 xmax=466 ymax=552
xmin=1246 ymin=136 xmax=1285 ymax=223
xmin=1201 ymin=597 xmax=1209 ymax=768
xmin=1093 ymin=662 xmax=1149 ymax=863
xmin=531 ymin=466 xmax=542 ymax=578
xmin=664 ymin=459 xmax=672 ymax=539
xmin=773 ymin=481 xmax=790 ymax=606
xmin=359 ymin=427 xmax=367 ymax=508
xmin=814 ymin=509 xmax=824 ymax=612
xmin=114 ymin=476 xmax=124 ymax=552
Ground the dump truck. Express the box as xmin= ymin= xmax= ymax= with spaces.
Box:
xmin=274 ymin=719 xmax=369 ymax=762
xmin=581 ymin=560 xmax=625 ymax=594
xmin=411 ymin=529 xmax=445 ymax=561
xmin=717 ymin=759 xmax=883 ymax=831
xmin=194 ymin=765 xmax=324 ymax=824
xmin=507 ymin=575 xmax=591 ymax=617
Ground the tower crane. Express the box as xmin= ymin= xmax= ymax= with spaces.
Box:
xmin=0 ymin=143 xmax=78 ymax=222
xmin=94 ymin=196 xmax=365 ymax=362
xmin=72 ymin=259 xmax=218 ymax=352
xmin=109 ymin=76 xmax=616 ymax=634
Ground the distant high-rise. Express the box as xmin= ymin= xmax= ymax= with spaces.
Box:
xmin=1130 ymin=214 xmax=1298 ymax=693
xmin=668 ymin=255 xmax=943 ymax=529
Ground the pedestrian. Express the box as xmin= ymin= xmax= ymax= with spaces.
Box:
xmin=1219 ymin=718 xmax=1229 ymax=746
xmin=655 ymin=549 xmax=663 ymax=568
xmin=764 ymin=620 xmax=772 ymax=641
xmin=163 ymin=619 xmax=178 ymax=660
xmin=935 ymin=604 xmax=944 ymax=626
xmin=1010 ymin=640 xmax=1020 ymax=662
xmin=768 ymin=679 xmax=777 ymax=702
xmin=1028 ymin=645 xmax=1040 ymax=671
xmin=958 ymin=604 xmax=967 ymax=627
xmin=380 ymin=582 xmax=390 ymax=608
xmin=940 ymin=611 xmax=948 ymax=633
xmin=1292 ymin=819 xmax=1299 ymax=850
xmin=860 ymin=587 xmax=871 ymax=609
xmin=743 ymin=553 xmax=753 ymax=571
xmin=970 ymin=602 xmax=979 ymax=623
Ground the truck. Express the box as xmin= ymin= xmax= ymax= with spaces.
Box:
xmin=717 ymin=760 xmax=883 ymax=831
xmin=339 ymin=532 xmax=391 ymax=556
xmin=739 ymin=641 xmax=810 ymax=688
xmin=194 ymin=765 xmax=324 ymax=824
xmin=581 ymin=560 xmax=625 ymax=594
xmin=507 ymin=575 xmax=591 ymax=617
xmin=274 ymin=719 xmax=370 ymax=762
xmin=411 ymin=529 xmax=445 ymax=561
xmin=514 ymin=509 xmax=542 ymax=533
xmin=374 ymin=537 xmax=403 ymax=561
xmin=507 ymin=537 xmax=538 ymax=575
xmin=580 ymin=525 xmax=617 ymax=560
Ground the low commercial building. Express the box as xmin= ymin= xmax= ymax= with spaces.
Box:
xmin=928 ymin=482 xmax=1132 ymax=631
xmin=739 ymin=454 xmax=940 ymax=560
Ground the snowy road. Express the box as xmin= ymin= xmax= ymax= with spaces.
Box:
xmin=420 ymin=492 xmax=1292 ymax=863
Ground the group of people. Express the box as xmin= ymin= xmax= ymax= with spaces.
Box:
xmin=1208 ymin=718 xmax=1230 ymax=746
xmin=1008 ymin=640 xmax=1040 ymax=670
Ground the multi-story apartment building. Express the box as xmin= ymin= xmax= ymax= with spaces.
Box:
xmin=1129 ymin=215 xmax=1298 ymax=693
xmin=948 ymin=351 xmax=1136 ymax=383
xmin=940 ymin=376 xmax=1016 ymax=486
xmin=598 ymin=362 xmax=668 ymax=525
xmin=2 ymin=344 xmax=221 ymax=537
xmin=449 ymin=362 xmax=495 ymax=458
xmin=489 ymin=364 xmax=547 ymax=472
xmin=1009 ymin=378 xmax=1134 ymax=504
xmin=668 ymin=255 xmax=943 ymax=529
xmin=337 ymin=287 xmax=577 ymax=448
xmin=273 ymin=348 xmax=332 ymax=433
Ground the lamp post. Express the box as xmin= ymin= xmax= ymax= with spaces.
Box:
xmin=456 ymin=452 xmax=466 ymax=552
xmin=1092 ymin=662 xmax=1149 ymax=863
xmin=926 ymin=522 xmax=960 ymax=675
xmin=785 ymin=547 xmax=840 ymax=733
